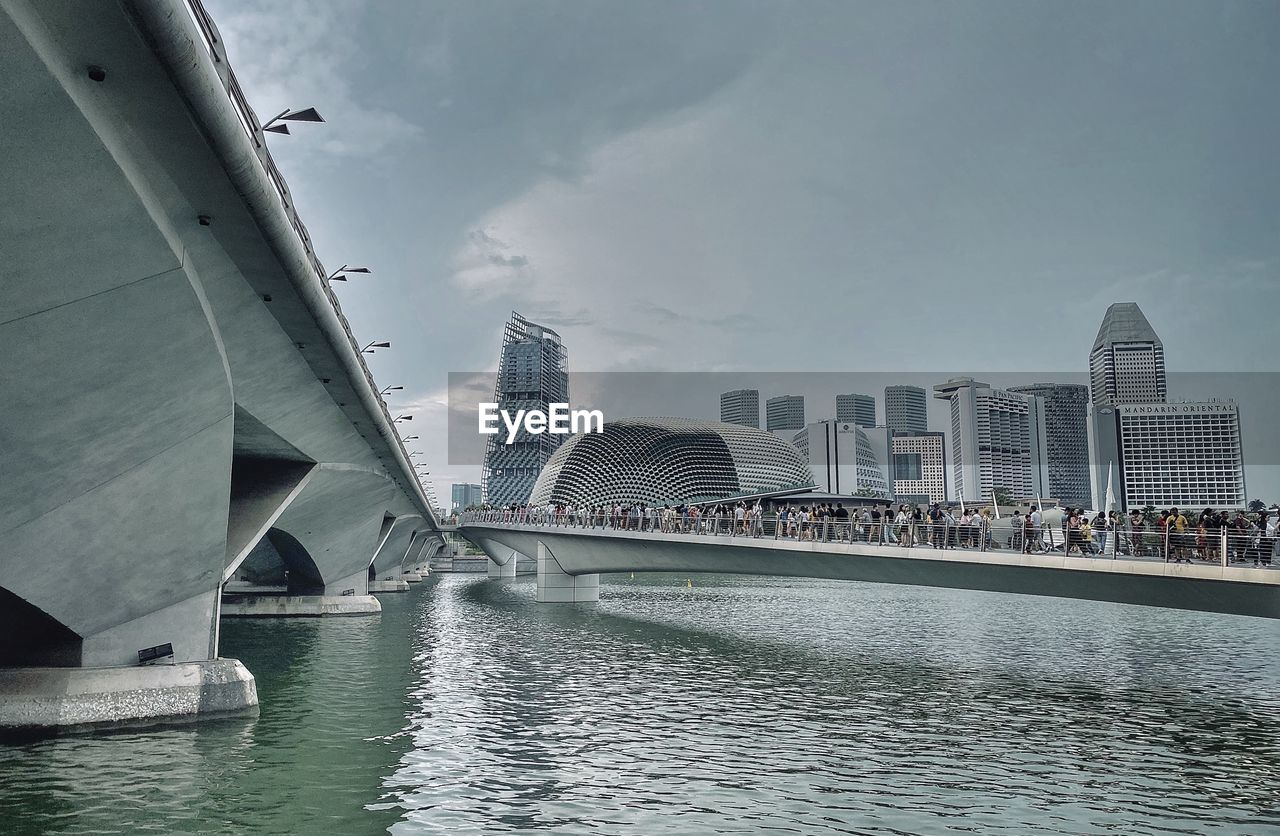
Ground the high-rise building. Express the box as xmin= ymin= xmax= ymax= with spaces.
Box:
xmin=766 ymin=395 xmax=805 ymax=433
xmin=884 ymin=385 xmax=928 ymax=434
xmin=1009 ymin=383 xmax=1091 ymax=508
xmin=1096 ymin=402 xmax=1246 ymax=511
xmin=1089 ymin=302 xmax=1166 ymax=508
xmin=890 ymin=432 xmax=947 ymax=504
xmin=720 ymin=389 xmax=760 ymax=428
xmin=836 ymin=393 xmax=876 ymax=428
xmin=482 ymin=312 xmax=569 ymax=507
xmin=791 ymin=420 xmax=891 ymax=497
xmin=1089 ymin=302 xmax=1167 ymax=407
xmin=451 ymin=483 xmax=483 ymax=511
xmin=933 ymin=378 xmax=1048 ymax=504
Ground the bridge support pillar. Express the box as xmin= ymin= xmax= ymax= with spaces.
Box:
xmin=220 ymin=594 xmax=381 ymax=617
xmin=536 ymin=541 xmax=599 ymax=603
xmin=488 ymin=554 xmax=517 ymax=578
xmin=0 ymin=660 xmax=258 ymax=733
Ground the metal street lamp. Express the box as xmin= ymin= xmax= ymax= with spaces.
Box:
xmin=262 ymin=107 xmax=325 ymax=135
xmin=393 ymin=414 xmax=413 ymax=423
xmin=380 ymin=385 xmax=403 ymax=395
xmin=402 ymin=435 xmax=419 ymax=441
xmin=328 ymin=265 xmax=372 ymax=282
xmin=362 ymin=341 xmax=391 ymax=353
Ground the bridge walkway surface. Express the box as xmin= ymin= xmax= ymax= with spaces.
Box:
xmin=459 ymin=515 xmax=1280 ymax=618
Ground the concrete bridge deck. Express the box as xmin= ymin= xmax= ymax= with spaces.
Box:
xmin=460 ymin=519 xmax=1280 ymax=619
xmin=0 ymin=0 xmax=445 ymax=731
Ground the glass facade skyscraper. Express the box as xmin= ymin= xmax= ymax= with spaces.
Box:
xmin=1009 ymin=383 xmax=1091 ymax=508
xmin=482 ymin=312 xmax=569 ymax=507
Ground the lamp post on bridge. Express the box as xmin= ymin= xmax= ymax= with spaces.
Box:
xmin=262 ymin=106 xmax=325 ymax=135
xmin=362 ymin=341 xmax=390 ymax=354
xmin=327 ymin=265 xmax=372 ymax=282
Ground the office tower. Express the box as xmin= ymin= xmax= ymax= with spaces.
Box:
xmin=891 ymin=432 xmax=947 ymax=504
xmin=720 ymin=389 xmax=760 ymax=428
xmin=884 ymin=385 xmax=928 ymax=434
xmin=933 ymin=378 xmax=1048 ymax=504
xmin=766 ymin=395 xmax=805 ymax=433
xmin=482 ymin=312 xmax=569 ymax=507
xmin=451 ymin=483 xmax=483 ymax=511
xmin=1089 ymin=302 xmax=1167 ymax=407
xmin=1009 ymin=383 xmax=1091 ymax=508
xmin=1095 ymin=402 xmax=1246 ymax=511
xmin=1089 ymin=302 xmax=1166 ymax=508
xmin=792 ymin=420 xmax=891 ymax=497
xmin=836 ymin=393 xmax=876 ymax=428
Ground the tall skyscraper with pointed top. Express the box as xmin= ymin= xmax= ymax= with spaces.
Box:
xmin=1089 ymin=302 xmax=1167 ymax=407
xmin=1088 ymin=302 xmax=1244 ymax=511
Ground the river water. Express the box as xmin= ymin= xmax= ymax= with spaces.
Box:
xmin=1 ymin=574 xmax=1278 ymax=835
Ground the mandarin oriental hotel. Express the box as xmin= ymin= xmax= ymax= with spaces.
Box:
xmin=1101 ymin=401 xmax=1246 ymax=511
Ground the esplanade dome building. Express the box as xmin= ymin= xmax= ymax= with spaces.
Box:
xmin=528 ymin=417 xmax=815 ymax=507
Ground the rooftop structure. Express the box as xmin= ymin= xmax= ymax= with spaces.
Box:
xmin=529 ymin=417 xmax=814 ymax=507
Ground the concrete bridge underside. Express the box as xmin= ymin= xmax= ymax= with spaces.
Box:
xmin=0 ymin=0 xmax=438 ymax=731
xmin=461 ymin=525 xmax=1280 ymax=619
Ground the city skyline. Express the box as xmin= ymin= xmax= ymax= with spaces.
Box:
xmin=200 ymin=0 xmax=1280 ymax=506
xmin=9 ymin=0 xmax=1280 ymax=813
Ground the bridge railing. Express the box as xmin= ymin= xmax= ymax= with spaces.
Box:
xmin=460 ymin=509 xmax=1280 ymax=568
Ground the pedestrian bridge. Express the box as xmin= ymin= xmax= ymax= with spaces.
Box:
xmin=459 ymin=517 xmax=1280 ymax=619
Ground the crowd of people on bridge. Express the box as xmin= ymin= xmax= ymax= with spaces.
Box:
xmin=464 ymin=500 xmax=1001 ymax=550
xmin=461 ymin=500 xmax=1278 ymax=566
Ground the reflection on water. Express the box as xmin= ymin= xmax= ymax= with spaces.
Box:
xmin=1 ymin=574 xmax=1278 ymax=835
xmin=391 ymin=576 xmax=1280 ymax=835
xmin=0 ymin=596 xmax=421 ymax=835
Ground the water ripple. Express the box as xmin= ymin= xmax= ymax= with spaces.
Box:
xmin=390 ymin=575 xmax=1280 ymax=836
xmin=1 ymin=574 xmax=1277 ymax=835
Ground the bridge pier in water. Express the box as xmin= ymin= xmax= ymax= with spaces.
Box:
xmin=488 ymin=553 xmax=518 ymax=578
xmin=536 ymin=542 xmax=600 ymax=604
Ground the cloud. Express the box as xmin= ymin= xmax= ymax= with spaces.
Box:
xmin=205 ymin=0 xmax=423 ymax=162
xmin=449 ymin=228 xmax=534 ymax=297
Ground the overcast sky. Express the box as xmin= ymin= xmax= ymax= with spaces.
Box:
xmin=206 ymin=0 xmax=1280 ymax=502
